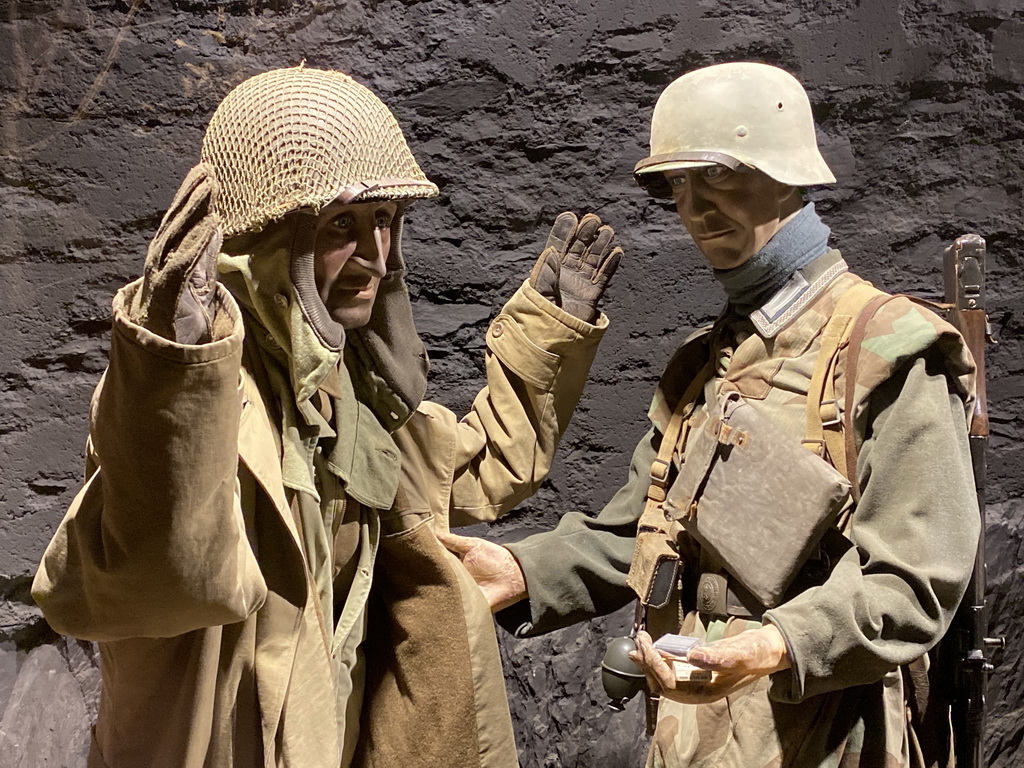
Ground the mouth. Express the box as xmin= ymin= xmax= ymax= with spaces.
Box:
xmin=330 ymin=279 xmax=378 ymax=301
xmin=695 ymin=228 xmax=735 ymax=241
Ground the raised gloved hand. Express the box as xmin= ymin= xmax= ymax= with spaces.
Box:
xmin=529 ymin=212 xmax=622 ymax=324
xmin=436 ymin=530 xmax=528 ymax=613
xmin=131 ymin=163 xmax=223 ymax=344
xmin=630 ymin=625 xmax=790 ymax=705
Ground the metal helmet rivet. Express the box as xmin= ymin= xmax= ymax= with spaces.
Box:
xmin=736 ymin=125 xmax=749 ymax=137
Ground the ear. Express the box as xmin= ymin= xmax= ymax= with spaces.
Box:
xmin=776 ymin=184 xmax=803 ymax=215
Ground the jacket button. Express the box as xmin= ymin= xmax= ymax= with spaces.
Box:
xmin=491 ymin=321 xmax=504 ymax=338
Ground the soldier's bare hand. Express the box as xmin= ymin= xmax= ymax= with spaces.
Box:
xmin=436 ymin=530 xmax=527 ymax=613
xmin=629 ymin=626 xmax=790 ymax=705
xmin=529 ymin=211 xmax=622 ymax=324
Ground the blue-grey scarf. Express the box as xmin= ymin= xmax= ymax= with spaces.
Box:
xmin=714 ymin=203 xmax=831 ymax=315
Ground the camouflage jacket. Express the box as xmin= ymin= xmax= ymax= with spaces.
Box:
xmin=500 ymin=250 xmax=980 ymax=768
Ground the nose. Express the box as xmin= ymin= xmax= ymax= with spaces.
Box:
xmin=351 ymin=224 xmax=388 ymax=278
xmin=679 ymin=178 xmax=715 ymax=222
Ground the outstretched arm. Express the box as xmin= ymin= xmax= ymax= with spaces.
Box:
xmin=434 ymin=212 xmax=622 ymax=524
xmin=441 ymin=428 xmax=655 ymax=636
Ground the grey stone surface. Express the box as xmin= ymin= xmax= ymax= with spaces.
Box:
xmin=0 ymin=640 xmax=99 ymax=768
xmin=1 ymin=0 xmax=1021 ymax=766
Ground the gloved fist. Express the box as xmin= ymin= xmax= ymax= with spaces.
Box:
xmin=529 ymin=212 xmax=622 ymax=324
xmin=131 ymin=163 xmax=223 ymax=344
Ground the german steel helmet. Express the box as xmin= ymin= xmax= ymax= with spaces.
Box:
xmin=634 ymin=62 xmax=836 ymax=198
xmin=202 ymin=66 xmax=439 ymax=237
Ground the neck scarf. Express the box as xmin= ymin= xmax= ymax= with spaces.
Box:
xmin=713 ymin=203 xmax=831 ymax=315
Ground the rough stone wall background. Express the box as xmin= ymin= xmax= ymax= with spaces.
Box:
xmin=1 ymin=0 xmax=1021 ymax=766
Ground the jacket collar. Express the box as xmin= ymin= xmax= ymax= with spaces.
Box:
xmin=746 ymin=249 xmax=848 ymax=338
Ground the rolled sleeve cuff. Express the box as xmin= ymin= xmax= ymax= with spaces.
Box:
xmin=486 ymin=280 xmax=608 ymax=391
xmin=762 ymin=612 xmax=806 ymax=702
xmin=112 ymin=279 xmax=244 ymax=365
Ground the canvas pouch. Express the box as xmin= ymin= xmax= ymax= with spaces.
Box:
xmin=663 ymin=391 xmax=851 ymax=609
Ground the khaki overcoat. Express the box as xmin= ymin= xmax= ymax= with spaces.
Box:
xmin=33 ymin=278 xmax=607 ymax=768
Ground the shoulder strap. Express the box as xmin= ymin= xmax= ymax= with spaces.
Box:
xmin=644 ymin=359 xmax=715 ymax=511
xmin=803 ymin=283 xmax=886 ymax=480
xmin=626 ymin=357 xmax=714 ymax=611
xmin=842 ymin=293 xmax=901 ymax=502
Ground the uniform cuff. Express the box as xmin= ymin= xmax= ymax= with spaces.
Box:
xmin=112 ymin=279 xmax=244 ymax=364
xmin=485 ymin=280 xmax=608 ymax=392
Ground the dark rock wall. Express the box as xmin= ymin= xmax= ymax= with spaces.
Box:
xmin=1 ymin=1 xmax=1021 ymax=766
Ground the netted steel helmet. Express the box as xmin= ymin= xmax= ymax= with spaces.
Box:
xmin=634 ymin=62 xmax=836 ymax=198
xmin=202 ymin=66 xmax=439 ymax=237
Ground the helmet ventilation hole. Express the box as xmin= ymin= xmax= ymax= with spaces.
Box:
xmin=777 ymin=102 xmax=784 ymax=110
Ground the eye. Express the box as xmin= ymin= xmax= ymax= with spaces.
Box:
xmin=374 ymin=212 xmax=391 ymax=229
xmin=332 ymin=213 xmax=354 ymax=229
xmin=669 ymin=175 xmax=687 ymax=188
xmin=703 ymin=166 xmax=727 ymax=180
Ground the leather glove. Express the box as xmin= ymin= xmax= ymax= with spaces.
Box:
xmin=529 ymin=211 xmax=622 ymax=323
xmin=131 ymin=163 xmax=223 ymax=344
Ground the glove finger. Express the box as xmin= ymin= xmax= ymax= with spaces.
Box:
xmin=148 ymin=170 xmax=217 ymax=268
xmin=544 ymin=211 xmax=579 ymax=256
xmin=565 ymin=213 xmax=602 ymax=266
xmin=161 ymin=164 xmax=218 ymax=235
xmin=169 ymin=216 xmax=221 ymax=283
xmin=593 ymin=245 xmax=622 ymax=286
xmin=582 ymin=225 xmax=615 ymax=269
xmin=528 ymin=246 xmax=561 ymax=301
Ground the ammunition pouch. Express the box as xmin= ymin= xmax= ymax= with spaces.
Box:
xmin=665 ymin=391 xmax=851 ymax=608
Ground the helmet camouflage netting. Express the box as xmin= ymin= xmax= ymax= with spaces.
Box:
xmin=202 ymin=66 xmax=439 ymax=237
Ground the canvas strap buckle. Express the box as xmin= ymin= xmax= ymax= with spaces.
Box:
xmin=819 ymin=398 xmax=841 ymax=427
xmin=649 ymin=458 xmax=671 ymax=489
xmin=801 ymin=438 xmax=826 ymax=457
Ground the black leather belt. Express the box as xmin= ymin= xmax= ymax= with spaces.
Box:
xmin=695 ymin=572 xmax=764 ymax=621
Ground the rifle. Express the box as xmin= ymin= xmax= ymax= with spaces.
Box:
xmin=943 ymin=234 xmax=1004 ymax=768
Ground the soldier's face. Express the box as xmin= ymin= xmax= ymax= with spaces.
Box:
xmin=668 ymin=166 xmax=800 ymax=270
xmin=313 ymin=201 xmax=397 ymax=329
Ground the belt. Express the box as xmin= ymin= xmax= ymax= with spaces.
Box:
xmin=694 ymin=528 xmax=849 ymax=620
xmin=695 ymin=572 xmax=764 ymax=621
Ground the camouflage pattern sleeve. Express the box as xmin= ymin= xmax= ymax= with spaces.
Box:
xmin=764 ymin=353 xmax=980 ymax=701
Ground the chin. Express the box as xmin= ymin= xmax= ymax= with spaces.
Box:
xmin=331 ymin=305 xmax=375 ymax=330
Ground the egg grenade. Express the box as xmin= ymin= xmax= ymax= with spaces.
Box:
xmin=633 ymin=62 xmax=836 ymax=199
xmin=600 ymin=636 xmax=646 ymax=711
xmin=201 ymin=65 xmax=439 ymax=237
